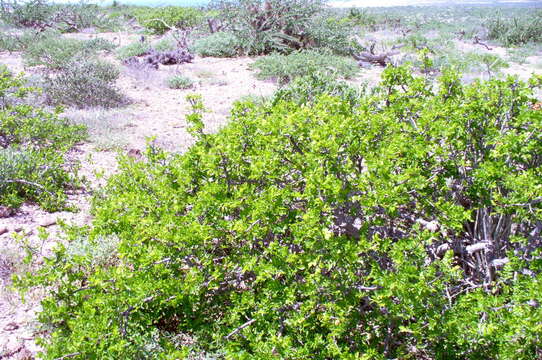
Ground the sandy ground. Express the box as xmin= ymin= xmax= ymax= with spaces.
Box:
xmin=0 ymin=30 xmax=541 ymax=359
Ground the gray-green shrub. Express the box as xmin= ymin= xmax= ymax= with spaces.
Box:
xmin=44 ymin=58 xmax=127 ymax=109
xmin=116 ymin=40 xmax=151 ymax=60
xmin=24 ymin=36 xmax=115 ymax=69
xmin=486 ymin=11 xmax=542 ymax=46
xmin=167 ymin=75 xmax=194 ymax=89
xmin=2 ymin=0 xmax=119 ymax=32
xmin=214 ymin=0 xmax=326 ymax=55
xmin=251 ymin=49 xmax=359 ymax=84
xmin=192 ymin=32 xmax=241 ymax=57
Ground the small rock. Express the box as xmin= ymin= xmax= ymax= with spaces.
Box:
xmin=12 ymin=226 xmax=23 ymax=233
xmin=0 ymin=227 xmax=8 ymax=236
xmin=127 ymin=149 xmax=142 ymax=160
xmin=4 ymin=322 xmax=19 ymax=331
xmin=0 ymin=206 xmax=14 ymax=218
xmin=15 ymin=346 xmax=33 ymax=360
xmin=38 ymin=217 xmax=56 ymax=227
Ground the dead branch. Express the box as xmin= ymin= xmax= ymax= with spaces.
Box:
xmin=473 ymin=36 xmax=492 ymax=51
xmin=352 ymin=36 xmax=402 ymax=67
xmin=4 ymin=179 xmax=55 ymax=197
xmin=53 ymin=353 xmax=81 ymax=360
xmin=207 ymin=18 xmax=224 ymax=34
xmin=354 ymin=50 xmax=400 ymax=67
xmin=123 ymin=48 xmax=194 ymax=69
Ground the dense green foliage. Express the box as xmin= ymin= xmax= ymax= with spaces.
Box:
xmin=486 ymin=10 xmax=542 ymax=46
xmin=134 ymin=6 xmax=204 ymax=34
xmin=192 ymin=32 xmax=241 ymax=58
xmin=0 ymin=66 xmax=86 ymax=210
xmin=251 ymin=50 xmax=359 ymax=84
xmin=20 ymin=67 xmax=542 ymax=358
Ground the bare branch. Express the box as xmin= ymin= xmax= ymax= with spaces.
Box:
xmin=225 ymin=318 xmax=256 ymax=340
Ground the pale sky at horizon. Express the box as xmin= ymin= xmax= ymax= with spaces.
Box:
xmin=49 ymin=0 xmax=542 ymax=7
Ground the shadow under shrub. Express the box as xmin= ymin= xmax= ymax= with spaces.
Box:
xmin=19 ymin=67 xmax=542 ymax=359
xmin=44 ymin=58 xmax=127 ymax=109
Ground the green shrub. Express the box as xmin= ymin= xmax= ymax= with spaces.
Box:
xmin=344 ymin=7 xmax=378 ymax=29
xmin=0 ymin=66 xmax=86 ymax=210
xmin=134 ymin=6 xmax=204 ymax=35
xmin=44 ymin=58 xmax=127 ymax=109
xmin=116 ymin=40 xmax=151 ymax=60
xmin=214 ymin=0 xmax=326 ymax=55
xmin=192 ymin=32 xmax=241 ymax=57
xmin=152 ymin=36 xmax=178 ymax=52
xmin=486 ymin=11 xmax=542 ymax=46
xmin=307 ymin=15 xmax=360 ymax=55
xmin=272 ymin=71 xmax=361 ymax=106
xmin=167 ymin=75 xmax=194 ymax=89
xmin=2 ymin=0 xmax=118 ymax=32
xmin=84 ymin=37 xmax=117 ymax=52
xmin=19 ymin=66 xmax=542 ymax=359
xmin=23 ymin=36 xmax=114 ymax=69
xmin=1 ymin=0 xmax=53 ymax=29
xmin=251 ymin=50 xmax=359 ymax=84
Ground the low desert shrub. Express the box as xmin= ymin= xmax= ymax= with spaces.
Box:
xmin=486 ymin=11 xmax=542 ymax=46
xmin=152 ymin=36 xmax=178 ymax=52
xmin=44 ymin=58 xmax=127 ymax=109
xmin=192 ymin=32 xmax=241 ymax=57
xmin=272 ymin=71 xmax=361 ymax=106
xmin=251 ymin=50 xmax=359 ymax=84
xmin=0 ymin=28 xmax=60 ymax=52
xmin=214 ymin=0 xmax=326 ymax=55
xmin=0 ymin=66 xmax=86 ymax=210
xmin=23 ymin=36 xmax=114 ymax=69
xmin=1 ymin=0 xmax=53 ymax=29
xmin=1 ymin=0 xmax=118 ymax=32
xmin=19 ymin=66 xmax=542 ymax=359
xmin=167 ymin=75 xmax=194 ymax=89
xmin=134 ymin=6 xmax=204 ymax=34
xmin=344 ymin=7 xmax=378 ymax=29
xmin=306 ymin=14 xmax=360 ymax=56
xmin=116 ymin=40 xmax=151 ymax=60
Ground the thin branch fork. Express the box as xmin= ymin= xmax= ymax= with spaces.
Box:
xmin=4 ymin=179 xmax=55 ymax=196
xmin=473 ymin=36 xmax=492 ymax=50
xmin=53 ymin=352 xmax=81 ymax=360
xmin=504 ymin=197 xmax=542 ymax=208
xmin=225 ymin=318 xmax=256 ymax=340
